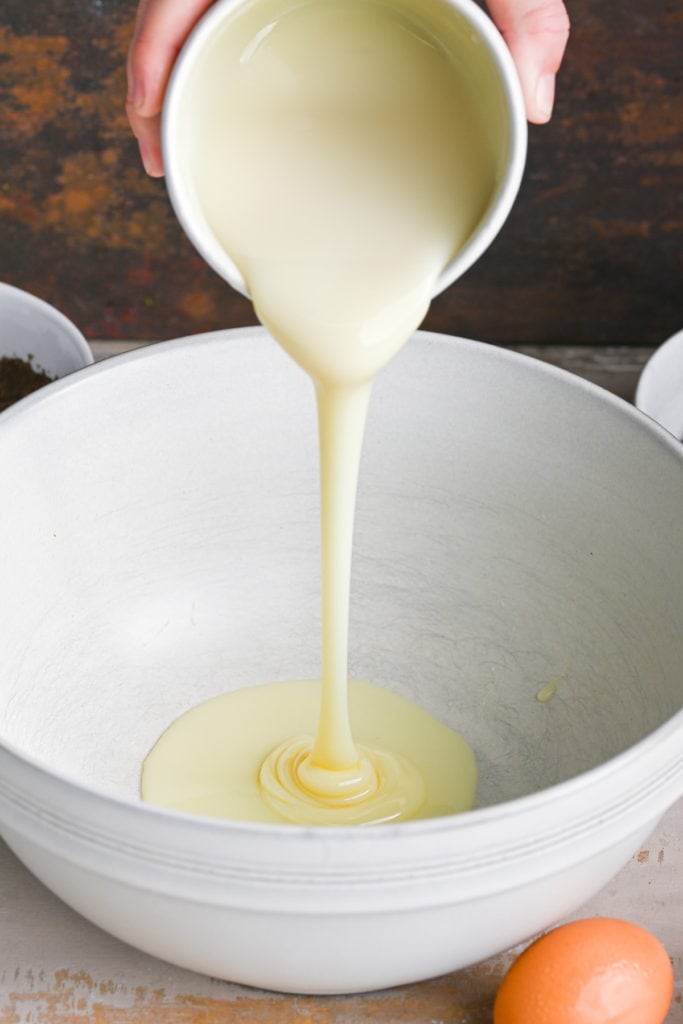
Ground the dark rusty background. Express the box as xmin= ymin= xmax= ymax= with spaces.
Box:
xmin=0 ymin=0 xmax=680 ymax=344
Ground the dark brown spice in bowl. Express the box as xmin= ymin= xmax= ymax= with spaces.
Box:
xmin=0 ymin=356 xmax=55 ymax=413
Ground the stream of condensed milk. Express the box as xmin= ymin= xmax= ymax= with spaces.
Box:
xmin=142 ymin=0 xmax=496 ymax=825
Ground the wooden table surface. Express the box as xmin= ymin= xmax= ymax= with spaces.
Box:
xmin=0 ymin=341 xmax=680 ymax=1023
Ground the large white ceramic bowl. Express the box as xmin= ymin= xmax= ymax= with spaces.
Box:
xmin=0 ymin=328 xmax=681 ymax=994
xmin=0 ymin=282 xmax=93 ymax=383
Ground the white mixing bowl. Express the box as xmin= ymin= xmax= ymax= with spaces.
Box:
xmin=0 ymin=328 xmax=681 ymax=994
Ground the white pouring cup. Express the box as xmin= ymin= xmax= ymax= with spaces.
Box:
xmin=161 ymin=0 xmax=527 ymax=300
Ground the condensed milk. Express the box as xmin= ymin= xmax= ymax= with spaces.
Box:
xmin=143 ymin=0 xmax=520 ymax=825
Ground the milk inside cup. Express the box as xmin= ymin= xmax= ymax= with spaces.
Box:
xmin=163 ymin=0 xmax=527 ymax=304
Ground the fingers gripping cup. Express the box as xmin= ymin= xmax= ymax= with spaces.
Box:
xmin=162 ymin=0 xmax=527 ymax=377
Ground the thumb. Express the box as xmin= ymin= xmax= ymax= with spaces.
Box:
xmin=487 ymin=0 xmax=570 ymax=123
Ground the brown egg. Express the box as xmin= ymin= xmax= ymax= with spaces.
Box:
xmin=494 ymin=917 xmax=674 ymax=1024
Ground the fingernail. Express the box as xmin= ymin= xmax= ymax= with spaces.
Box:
xmin=535 ymin=73 xmax=555 ymax=122
xmin=138 ymin=138 xmax=153 ymax=174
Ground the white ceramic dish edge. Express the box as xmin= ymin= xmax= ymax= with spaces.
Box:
xmin=635 ymin=329 xmax=683 ymax=440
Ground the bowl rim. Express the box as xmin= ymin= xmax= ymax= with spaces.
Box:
xmin=0 ymin=328 xmax=681 ymax=858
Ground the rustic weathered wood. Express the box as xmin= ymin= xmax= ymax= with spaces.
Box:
xmin=0 ymin=2 xmax=681 ymax=345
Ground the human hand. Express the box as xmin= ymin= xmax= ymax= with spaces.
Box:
xmin=486 ymin=0 xmax=570 ymax=124
xmin=126 ymin=0 xmax=216 ymax=177
xmin=127 ymin=0 xmax=570 ymax=177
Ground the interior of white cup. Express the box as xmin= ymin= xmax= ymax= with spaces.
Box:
xmin=164 ymin=0 xmax=525 ymax=298
xmin=0 ymin=330 xmax=681 ymax=813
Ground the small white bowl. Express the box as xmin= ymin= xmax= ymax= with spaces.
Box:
xmin=636 ymin=329 xmax=683 ymax=440
xmin=0 ymin=282 xmax=93 ymax=388
xmin=162 ymin=0 xmax=527 ymax=300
